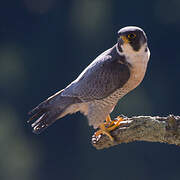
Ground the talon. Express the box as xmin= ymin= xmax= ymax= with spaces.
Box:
xmin=95 ymin=115 xmax=125 ymax=141
xmin=95 ymin=125 xmax=114 ymax=141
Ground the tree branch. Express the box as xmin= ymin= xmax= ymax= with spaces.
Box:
xmin=92 ymin=115 xmax=180 ymax=150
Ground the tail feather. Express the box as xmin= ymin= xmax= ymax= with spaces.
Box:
xmin=28 ymin=90 xmax=82 ymax=134
xmin=27 ymin=107 xmax=46 ymax=123
xmin=31 ymin=110 xmax=63 ymax=134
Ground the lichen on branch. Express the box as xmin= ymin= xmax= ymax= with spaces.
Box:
xmin=92 ymin=115 xmax=180 ymax=150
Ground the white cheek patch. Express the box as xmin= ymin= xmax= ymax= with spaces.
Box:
xmin=116 ymin=43 xmax=150 ymax=66
xmin=121 ymin=43 xmax=134 ymax=55
xmin=121 ymin=43 xmax=149 ymax=64
xmin=116 ymin=43 xmax=136 ymax=57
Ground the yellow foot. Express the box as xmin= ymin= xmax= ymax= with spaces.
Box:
xmin=95 ymin=115 xmax=124 ymax=141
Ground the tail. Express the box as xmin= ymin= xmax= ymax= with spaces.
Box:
xmin=28 ymin=90 xmax=81 ymax=134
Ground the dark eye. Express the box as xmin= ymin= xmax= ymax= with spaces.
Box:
xmin=128 ymin=33 xmax=136 ymax=39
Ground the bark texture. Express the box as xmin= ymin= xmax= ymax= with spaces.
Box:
xmin=92 ymin=115 xmax=180 ymax=150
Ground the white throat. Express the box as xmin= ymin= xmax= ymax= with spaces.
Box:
xmin=116 ymin=43 xmax=150 ymax=66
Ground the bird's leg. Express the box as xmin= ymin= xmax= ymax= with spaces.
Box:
xmin=95 ymin=115 xmax=124 ymax=141
xmin=104 ymin=114 xmax=114 ymax=126
xmin=105 ymin=116 xmax=124 ymax=131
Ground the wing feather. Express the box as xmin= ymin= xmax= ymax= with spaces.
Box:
xmin=62 ymin=46 xmax=130 ymax=101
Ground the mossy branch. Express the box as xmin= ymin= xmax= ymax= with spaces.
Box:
xmin=92 ymin=115 xmax=180 ymax=150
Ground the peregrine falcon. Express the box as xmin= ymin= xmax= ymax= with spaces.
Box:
xmin=28 ymin=26 xmax=150 ymax=140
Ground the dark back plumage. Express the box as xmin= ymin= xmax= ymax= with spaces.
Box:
xmin=61 ymin=45 xmax=130 ymax=101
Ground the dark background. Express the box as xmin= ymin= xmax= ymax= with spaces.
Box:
xmin=1 ymin=0 xmax=180 ymax=180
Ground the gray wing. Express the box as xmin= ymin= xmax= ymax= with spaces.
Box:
xmin=62 ymin=49 xmax=130 ymax=101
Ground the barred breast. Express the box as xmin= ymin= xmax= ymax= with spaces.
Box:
xmin=87 ymin=55 xmax=148 ymax=128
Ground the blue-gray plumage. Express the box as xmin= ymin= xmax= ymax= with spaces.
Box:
xmin=28 ymin=26 xmax=150 ymax=134
xmin=62 ymin=46 xmax=130 ymax=100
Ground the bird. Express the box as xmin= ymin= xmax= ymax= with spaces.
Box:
xmin=28 ymin=26 xmax=150 ymax=140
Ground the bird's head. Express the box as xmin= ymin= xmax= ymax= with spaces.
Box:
xmin=117 ymin=26 xmax=148 ymax=54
